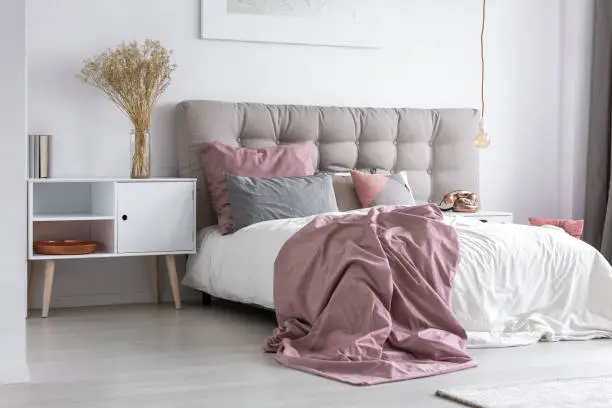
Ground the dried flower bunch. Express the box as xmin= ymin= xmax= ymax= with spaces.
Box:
xmin=78 ymin=39 xmax=176 ymax=177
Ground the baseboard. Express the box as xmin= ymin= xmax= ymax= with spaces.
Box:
xmin=30 ymin=289 xmax=201 ymax=309
xmin=47 ymin=293 xmax=155 ymax=308
xmin=0 ymin=364 xmax=30 ymax=384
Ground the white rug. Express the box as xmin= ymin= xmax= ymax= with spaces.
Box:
xmin=436 ymin=376 xmax=612 ymax=408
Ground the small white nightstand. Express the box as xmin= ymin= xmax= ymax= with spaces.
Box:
xmin=450 ymin=210 xmax=513 ymax=224
xmin=27 ymin=178 xmax=197 ymax=317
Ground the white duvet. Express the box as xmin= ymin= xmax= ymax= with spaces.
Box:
xmin=183 ymin=210 xmax=612 ymax=348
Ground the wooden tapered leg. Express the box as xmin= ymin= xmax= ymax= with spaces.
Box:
xmin=150 ymin=256 xmax=159 ymax=304
xmin=165 ymin=255 xmax=182 ymax=310
xmin=41 ymin=260 xmax=55 ymax=318
xmin=27 ymin=261 xmax=38 ymax=313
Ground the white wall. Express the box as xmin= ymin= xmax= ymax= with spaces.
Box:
xmin=26 ymin=0 xmax=591 ymax=307
xmin=0 ymin=0 xmax=29 ymax=384
xmin=560 ymin=0 xmax=595 ymax=220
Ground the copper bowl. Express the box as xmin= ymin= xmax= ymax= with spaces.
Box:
xmin=34 ymin=240 xmax=98 ymax=256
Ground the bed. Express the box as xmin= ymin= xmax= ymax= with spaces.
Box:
xmin=176 ymin=100 xmax=612 ymax=349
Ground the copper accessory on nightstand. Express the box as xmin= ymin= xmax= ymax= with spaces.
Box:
xmin=34 ymin=240 xmax=98 ymax=256
xmin=439 ymin=191 xmax=479 ymax=213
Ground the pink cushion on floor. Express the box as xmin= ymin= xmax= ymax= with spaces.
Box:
xmin=200 ymin=141 xmax=315 ymax=235
xmin=528 ymin=217 xmax=584 ymax=238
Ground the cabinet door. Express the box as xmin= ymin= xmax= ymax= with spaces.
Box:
xmin=117 ymin=182 xmax=195 ymax=254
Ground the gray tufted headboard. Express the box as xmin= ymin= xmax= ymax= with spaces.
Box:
xmin=176 ymin=100 xmax=479 ymax=230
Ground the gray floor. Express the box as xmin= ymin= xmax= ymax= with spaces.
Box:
xmin=4 ymin=303 xmax=612 ymax=407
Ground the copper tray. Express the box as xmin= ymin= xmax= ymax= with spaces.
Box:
xmin=34 ymin=240 xmax=98 ymax=256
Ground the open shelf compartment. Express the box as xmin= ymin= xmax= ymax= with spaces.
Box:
xmin=30 ymin=219 xmax=115 ymax=260
xmin=31 ymin=181 xmax=115 ymax=219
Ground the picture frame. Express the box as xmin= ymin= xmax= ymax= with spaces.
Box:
xmin=201 ymin=0 xmax=381 ymax=49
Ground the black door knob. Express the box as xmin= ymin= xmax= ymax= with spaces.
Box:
xmin=122 ymin=214 xmax=128 ymax=221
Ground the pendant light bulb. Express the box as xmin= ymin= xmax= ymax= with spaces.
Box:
xmin=475 ymin=118 xmax=490 ymax=149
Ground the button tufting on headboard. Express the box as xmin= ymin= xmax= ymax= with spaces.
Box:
xmin=176 ymin=100 xmax=479 ymax=230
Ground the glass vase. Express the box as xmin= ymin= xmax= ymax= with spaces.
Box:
xmin=130 ymin=128 xmax=151 ymax=178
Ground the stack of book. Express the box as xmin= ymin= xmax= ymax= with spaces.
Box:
xmin=28 ymin=134 xmax=50 ymax=178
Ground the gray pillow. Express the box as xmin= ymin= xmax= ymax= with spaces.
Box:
xmin=374 ymin=172 xmax=417 ymax=206
xmin=225 ymin=173 xmax=339 ymax=231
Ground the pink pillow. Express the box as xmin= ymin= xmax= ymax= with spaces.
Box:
xmin=350 ymin=170 xmax=416 ymax=207
xmin=200 ymin=141 xmax=315 ymax=234
xmin=528 ymin=217 xmax=584 ymax=238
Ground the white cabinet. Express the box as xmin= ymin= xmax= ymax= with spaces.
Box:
xmin=27 ymin=178 xmax=197 ymax=317
xmin=117 ymin=182 xmax=195 ymax=254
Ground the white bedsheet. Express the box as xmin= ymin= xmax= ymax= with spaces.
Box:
xmin=183 ymin=211 xmax=612 ymax=348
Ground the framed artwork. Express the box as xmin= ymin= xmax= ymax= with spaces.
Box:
xmin=201 ymin=0 xmax=381 ymax=48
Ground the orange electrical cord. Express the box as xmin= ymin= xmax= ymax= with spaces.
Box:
xmin=480 ymin=0 xmax=486 ymax=119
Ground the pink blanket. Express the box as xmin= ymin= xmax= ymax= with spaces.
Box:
xmin=264 ymin=204 xmax=476 ymax=385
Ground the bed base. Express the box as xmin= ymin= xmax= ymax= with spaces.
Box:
xmin=201 ymin=291 xmax=213 ymax=306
